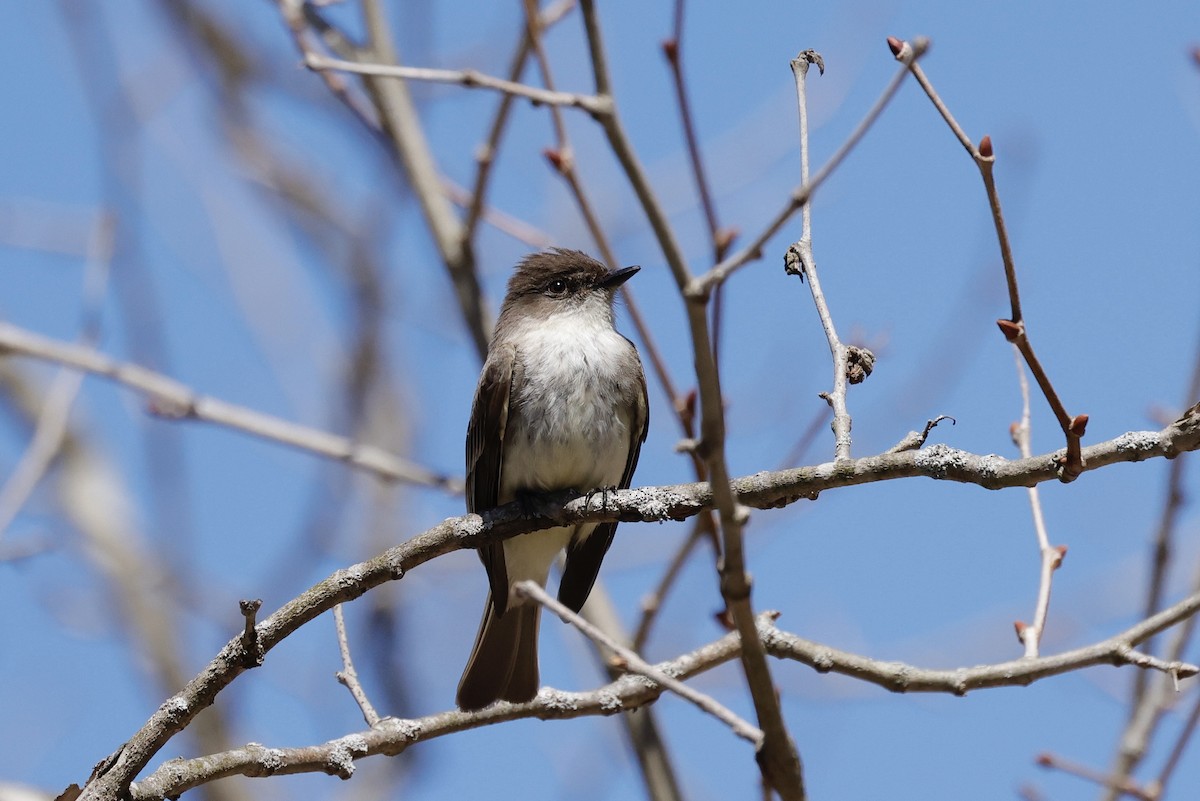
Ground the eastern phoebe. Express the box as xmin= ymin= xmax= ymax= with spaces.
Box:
xmin=456 ymin=249 xmax=649 ymax=711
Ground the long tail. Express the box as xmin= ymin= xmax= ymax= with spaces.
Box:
xmin=456 ymin=592 xmax=541 ymax=711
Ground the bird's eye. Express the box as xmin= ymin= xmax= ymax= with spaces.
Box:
xmin=546 ymin=279 xmax=568 ymax=296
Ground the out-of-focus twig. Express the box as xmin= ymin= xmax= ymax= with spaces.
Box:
xmin=0 ymin=211 xmax=113 ymax=543
xmin=1100 ymin=338 xmax=1200 ymax=801
xmin=0 ymin=322 xmax=459 ymax=491
xmin=462 ymin=0 xmax=577 ymax=242
xmin=304 ymin=52 xmax=610 ymax=114
xmin=661 ymin=0 xmax=736 ymax=366
xmin=1035 ymin=752 xmax=1155 ymax=800
xmin=1134 ymin=336 xmax=1200 ymax=704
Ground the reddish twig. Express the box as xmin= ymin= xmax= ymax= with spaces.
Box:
xmin=888 ymin=35 xmax=1087 ymax=480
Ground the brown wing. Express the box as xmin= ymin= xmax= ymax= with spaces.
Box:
xmin=558 ymin=347 xmax=649 ymax=612
xmin=466 ymin=346 xmax=518 ymax=613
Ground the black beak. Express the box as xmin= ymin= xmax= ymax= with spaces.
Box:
xmin=600 ymin=265 xmax=639 ymax=290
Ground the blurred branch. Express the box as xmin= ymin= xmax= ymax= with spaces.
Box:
xmin=277 ymin=0 xmax=491 ymax=358
xmin=1036 ymin=752 xmax=1157 ymax=800
xmin=633 ymin=514 xmax=714 ymax=652
xmin=887 ymin=34 xmax=1088 ymax=481
xmin=0 ymin=211 xmax=113 ymax=542
xmin=1100 ymin=343 xmax=1200 ymax=800
xmin=0 ymin=322 xmax=459 ymax=491
xmin=463 ymin=0 xmax=577 ymax=242
xmin=1151 ymin=688 xmax=1200 ymax=799
xmin=784 ymin=51 xmax=869 ymax=463
xmin=0 ymin=355 xmax=240 ymax=801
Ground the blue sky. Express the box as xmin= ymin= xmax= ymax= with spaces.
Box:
xmin=2 ymin=1 xmax=1200 ymax=799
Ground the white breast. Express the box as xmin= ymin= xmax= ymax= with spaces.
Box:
xmin=500 ymin=309 xmax=636 ymax=498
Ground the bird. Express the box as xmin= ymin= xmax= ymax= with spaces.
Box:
xmin=456 ymin=248 xmax=649 ymax=711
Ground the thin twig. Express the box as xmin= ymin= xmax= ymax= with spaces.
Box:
xmin=1035 ymin=753 xmax=1155 ymax=801
xmin=513 ymin=580 xmax=764 ymax=747
xmin=785 ymin=51 xmax=861 ymax=462
xmin=333 ymin=604 xmax=381 ymax=726
xmin=1010 ymin=349 xmax=1065 ymax=658
xmin=661 ymin=0 xmax=735 ymax=367
xmin=462 ymin=0 xmax=577 ymax=242
xmin=275 ymin=0 xmax=380 ymax=128
xmin=1151 ymin=688 xmax=1200 ymax=798
xmin=765 ymin=590 xmax=1200 ymax=692
xmin=662 ymin=0 xmax=728 ymax=264
xmin=691 ymin=38 xmax=928 ymax=296
xmin=0 ymin=322 xmax=459 ymax=491
xmin=303 ymin=52 xmax=611 ymax=116
xmin=356 ymin=0 xmax=491 ymax=359
xmin=1134 ymin=333 xmax=1200 ymax=705
xmin=889 ymin=35 xmax=1086 ymax=480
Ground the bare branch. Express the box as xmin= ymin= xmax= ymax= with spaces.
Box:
xmin=783 ymin=52 xmax=865 ymax=463
xmin=0 ymin=322 xmax=460 ymax=491
xmin=118 ymin=585 xmax=1200 ymax=800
